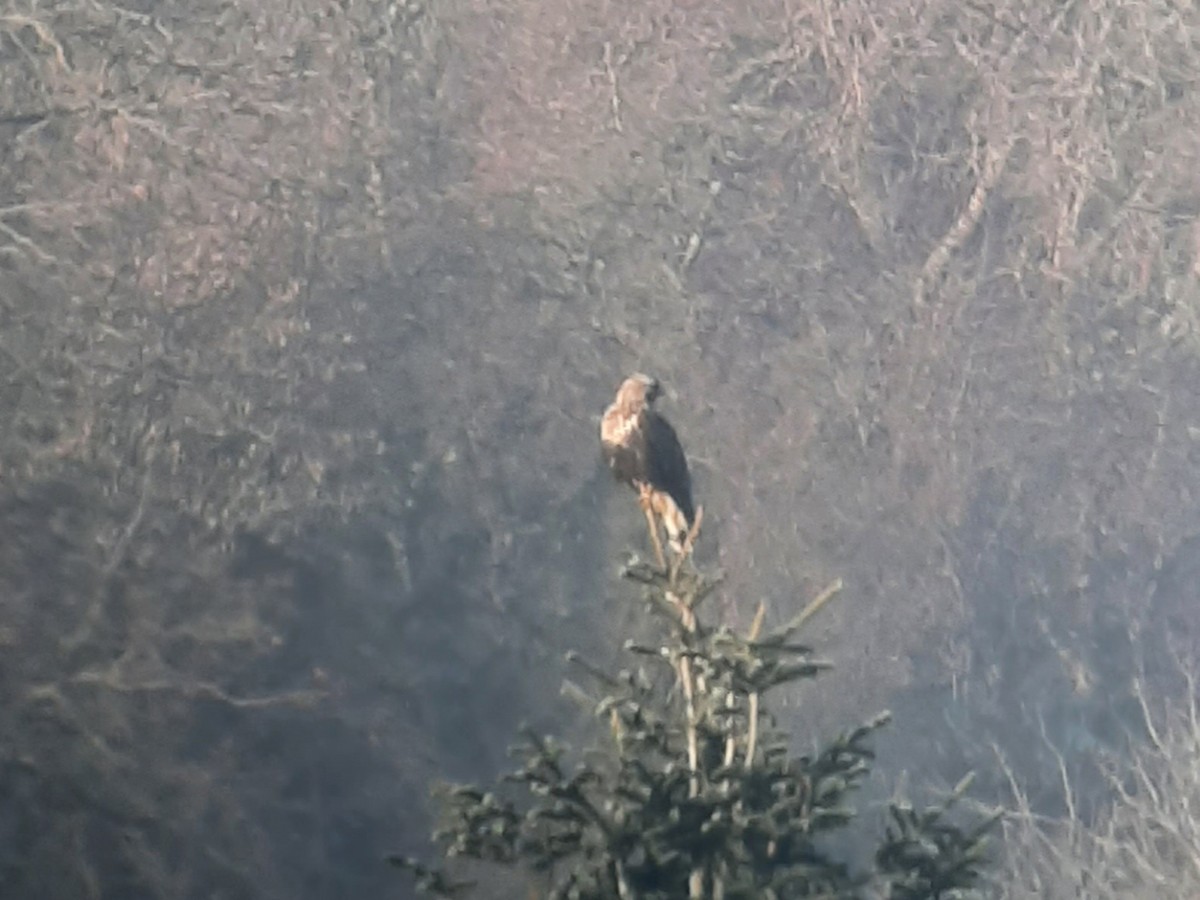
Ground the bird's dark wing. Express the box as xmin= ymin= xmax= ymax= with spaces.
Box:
xmin=644 ymin=411 xmax=695 ymax=525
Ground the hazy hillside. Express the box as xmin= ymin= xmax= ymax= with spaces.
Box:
xmin=3 ymin=0 xmax=1200 ymax=897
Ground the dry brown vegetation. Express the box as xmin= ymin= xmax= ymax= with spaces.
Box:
xmin=3 ymin=0 xmax=1200 ymax=896
xmin=990 ymin=659 xmax=1200 ymax=899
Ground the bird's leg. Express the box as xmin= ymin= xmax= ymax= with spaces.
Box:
xmin=638 ymin=485 xmax=667 ymax=572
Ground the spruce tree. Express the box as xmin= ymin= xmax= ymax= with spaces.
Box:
xmin=392 ymin=561 xmax=997 ymax=898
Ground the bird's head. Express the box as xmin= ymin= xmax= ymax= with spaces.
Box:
xmin=628 ymin=372 xmax=661 ymax=404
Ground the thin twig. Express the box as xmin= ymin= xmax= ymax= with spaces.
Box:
xmin=602 ymin=41 xmax=623 ymax=133
xmin=745 ymin=601 xmax=767 ymax=769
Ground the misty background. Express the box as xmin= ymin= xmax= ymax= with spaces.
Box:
xmin=3 ymin=0 xmax=1200 ymax=897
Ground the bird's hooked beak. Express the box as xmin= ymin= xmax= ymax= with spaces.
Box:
xmin=632 ymin=372 xmax=662 ymax=403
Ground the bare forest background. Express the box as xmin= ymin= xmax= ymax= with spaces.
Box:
xmin=3 ymin=0 xmax=1200 ymax=897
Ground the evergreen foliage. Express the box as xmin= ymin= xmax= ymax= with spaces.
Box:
xmin=393 ymin=562 xmax=997 ymax=898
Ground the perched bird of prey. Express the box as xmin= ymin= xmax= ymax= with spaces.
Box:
xmin=600 ymin=373 xmax=701 ymax=576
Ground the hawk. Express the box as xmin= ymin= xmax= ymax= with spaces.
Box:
xmin=600 ymin=373 xmax=701 ymax=576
